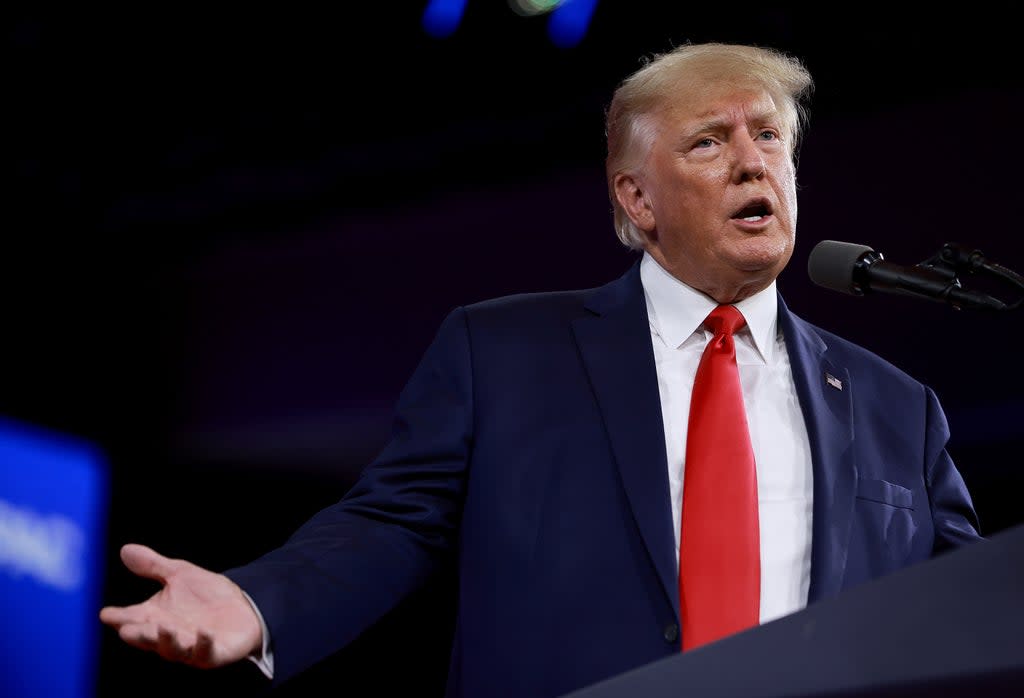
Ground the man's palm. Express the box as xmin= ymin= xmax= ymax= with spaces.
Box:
xmin=99 ymin=544 xmax=262 ymax=668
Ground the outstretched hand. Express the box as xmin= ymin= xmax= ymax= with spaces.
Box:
xmin=99 ymin=543 xmax=263 ymax=669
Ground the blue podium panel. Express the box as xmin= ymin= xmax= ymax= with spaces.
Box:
xmin=0 ymin=417 xmax=109 ymax=698
xmin=563 ymin=524 xmax=1024 ymax=698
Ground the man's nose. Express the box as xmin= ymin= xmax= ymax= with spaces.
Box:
xmin=732 ymin=139 xmax=767 ymax=183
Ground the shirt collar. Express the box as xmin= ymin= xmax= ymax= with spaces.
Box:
xmin=640 ymin=251 xmax=779 ymax=364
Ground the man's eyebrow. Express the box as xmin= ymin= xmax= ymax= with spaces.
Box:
xmin=680 ymin=118 xmax=728 ymax=142
xmin=680 ymin=109 xmax=783 ymax=141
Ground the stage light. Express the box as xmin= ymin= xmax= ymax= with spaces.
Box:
xmin=509 ymin=0 xmax=565 ymax=16
xmin=548 ymin=0 xmax=598 ymax=48
xmin=422 ymin=0 xmax=468 ymax=38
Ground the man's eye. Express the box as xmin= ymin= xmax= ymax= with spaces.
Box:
xmin=756 ymin=130 xmax=778 ymax=141
xmin=695 ymin=138 xmax=715 ymax=148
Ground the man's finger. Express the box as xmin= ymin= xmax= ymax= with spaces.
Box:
xmin=118 ymin=622 xmax=159 ymax=652
xmin=119 ymin=543 xmax=177 ymax=582
xmin=99 ymin=602 xmax=157 ymax=628
xmin=192 ymin=631 xmax=215 ymax=668
xmin=157 ymin=626 xmax=196 ymax=664
xmin=100 ymin=605 xmax=135 ymax=627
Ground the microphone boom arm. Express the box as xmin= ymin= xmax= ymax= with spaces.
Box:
xmin=919 ymin=243 xmax=1024 ymax=311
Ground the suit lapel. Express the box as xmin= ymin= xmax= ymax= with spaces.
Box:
xmin=572 ymin=262 xmax=678 ymax=614
xmin=778 ymin=296 xmax=856 ymax=602
xmin=569 ymin=272 xmax=857 ymax=611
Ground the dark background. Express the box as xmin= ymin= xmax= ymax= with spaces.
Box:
xmin=5 ymin=3 xmax=1023 ymax=696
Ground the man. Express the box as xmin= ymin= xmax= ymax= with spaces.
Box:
xmin=100 ymin=42 xmax=982 ymax=698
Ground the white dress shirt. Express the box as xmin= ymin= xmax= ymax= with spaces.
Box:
xmin=641 ymin=251 xmax=814 ymax=626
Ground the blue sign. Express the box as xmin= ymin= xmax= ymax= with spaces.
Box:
xmin=0 ymin=417 xmax=109 ymax=698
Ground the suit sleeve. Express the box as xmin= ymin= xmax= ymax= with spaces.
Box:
xmin=223 ymin=306 xmax=474 ymax=684
xmin=923 ymin=385 xmax=984 ymax=552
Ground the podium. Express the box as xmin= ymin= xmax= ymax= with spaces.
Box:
xmin=563 ymin=524 xmax=1024 ymax=697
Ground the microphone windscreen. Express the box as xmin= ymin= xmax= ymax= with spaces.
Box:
xmin=807 ymin=240 xmax=874 ymax=294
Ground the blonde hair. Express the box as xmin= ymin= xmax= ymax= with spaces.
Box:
xmin=605 ymin=42 xmax=814 ymax=249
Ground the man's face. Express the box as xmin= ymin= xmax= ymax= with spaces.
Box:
xmin=619 ymin=85 xmax=798 ymax=303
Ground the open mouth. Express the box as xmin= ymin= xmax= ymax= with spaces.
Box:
xmin=732 ymin=198 xmax=773 ymax=222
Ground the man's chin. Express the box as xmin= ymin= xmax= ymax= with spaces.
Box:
xmin=727 ymin=239 xmax=793 ymax=275
xmin=729 ymin=255 xmax=787 ymax=276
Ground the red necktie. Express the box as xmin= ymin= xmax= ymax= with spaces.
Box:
xmin=679 ymin=304 xmax=760 ymax=651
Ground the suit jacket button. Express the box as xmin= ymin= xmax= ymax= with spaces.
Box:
xmin=663 ymin=623 xmax=679 ymax=643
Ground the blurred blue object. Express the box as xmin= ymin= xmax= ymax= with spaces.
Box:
xmin=548 ymin=0 xmax=598 ymax=48
xmin=422 ymin=0 xmax=468 ymax=38
xmin=0 ymin=417 xmax=109 ymax=698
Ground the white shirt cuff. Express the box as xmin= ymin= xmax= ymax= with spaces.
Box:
xmin=240 ymin=589 xmax=275 ymax=680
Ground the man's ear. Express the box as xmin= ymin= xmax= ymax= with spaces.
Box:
xmin=613 ymin=172 xmax=656 ymax=234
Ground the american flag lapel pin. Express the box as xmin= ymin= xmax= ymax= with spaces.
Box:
xmin=825 ymin=372 xmax=843 ymax=391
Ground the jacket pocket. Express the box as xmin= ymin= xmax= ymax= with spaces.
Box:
xmin=855 ymin=476 xmax=914 ymax=510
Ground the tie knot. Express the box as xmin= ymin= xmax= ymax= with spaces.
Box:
xmin=704 ymin=305 xmax=746 ymax=336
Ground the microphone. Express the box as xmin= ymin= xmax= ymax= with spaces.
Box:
xmin=807 ymin=240 xmax=1008 ymax=311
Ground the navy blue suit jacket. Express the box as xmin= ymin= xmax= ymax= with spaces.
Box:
xmin=226 ymin=260 xmax=981 ymax=698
